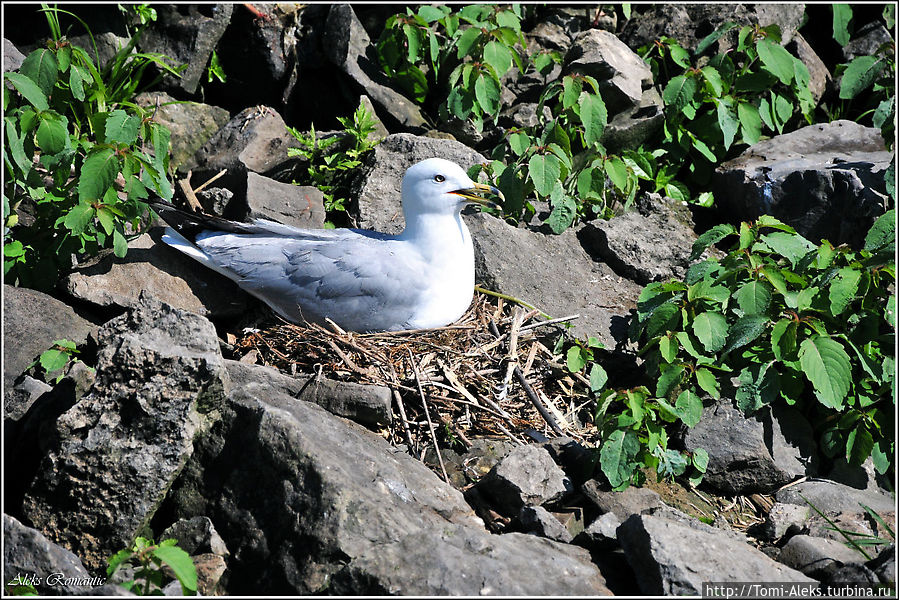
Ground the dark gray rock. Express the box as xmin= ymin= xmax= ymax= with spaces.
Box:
xmin=498 ymin=102 xmax=553 ymax=130
xmin=3 ymin=514 xmax=128 ymax=595
xmin=161 ymin=382 xmax=610 ymax=595
xmin=843 ymin=22 xmax=893 ymax=62
xmin=776 ymin=479 xmax=895 ymax=516
xmin=575 ymin=511 xmax=622 ymax=550
xmin=4 ymin=38 xmax=26 ymax=71
xmin=4 ymin=377 xmax=52 ymax=422
xmin=190 ymin=105 xmax=301 ymax=191
xmin=712 ymin=120 xmax=891 ymax=248
xmin=582 ymin=479 xmax=663 ymax=520
xmin=526 ymin=20 xmax=573 ymax=53
xmin=3 ymin=285 xmax=95 ymax=396
xmin=519 ymin=505 xmax=574 ymax=543
xmin=244 ymin=172 xmax=326 ymax=229
xmin=779 ymin=534 xmax=867 ymax=578
xmin=681 ymin=399 xmax=818 ymax=494
xmin=540 ymin=436 xmax=595 ymax=485
xmin=620 ymin=4 xmax=805 ymax=52
xmin=477 ymin=444 xmax=573 ymax=512
xmin=135 ymin=91 xmax=230 ymax=171
xmin=224 ymin=359 xmax=392 ymax=428
xmin=160 ymin=516 xmax=229 ymax=557
xmin=21 ymin=294 xmax=229 ymax=570
xmin=63 ymin=228 xmax=249 ymax=319
xmin=828 ymin=457 xmax=892 ymax=494
xmin=564 ymin=29 xmax=654 ymax=114
xmin=617 ymin=513 xmax=816 ymax=595
xmin=869 ymin=545 xmax=895 ymax=585
xmin=601 ymin=87 xmax=665 ymax=153
xmin=761 ymin=502 xmax=810 ymax=541
xmin=323 ymin=4 xmax=426 ymax=131
xmin=138 ymin=4 xmax=234 ymax=94
xmin=581 ymin=193 xmax=703 ymax=285
xmin=355 ymin=133 xmax=487 ymax=235
xmin=786 ymin=33 xmax=831 ymax=104
xmin=469 ymin=213 xmax=644 ymax=348
xmin=68 ymin=32 xmax=131 ymax=71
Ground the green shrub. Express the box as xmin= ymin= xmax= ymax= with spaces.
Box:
xmin=107 ymin=537 xmax=197 ymax=595
xmin=3 ymin=5 xmax=182 ymax=290
xmin=630 ymin=212 xmax=895 ymax=478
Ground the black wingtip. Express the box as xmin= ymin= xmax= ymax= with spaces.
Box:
xmin=148 ymin=195 xmax=256 ymax=242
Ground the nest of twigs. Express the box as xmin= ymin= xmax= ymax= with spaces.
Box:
xmin=232 ymin=291 xmax=601 ymax=464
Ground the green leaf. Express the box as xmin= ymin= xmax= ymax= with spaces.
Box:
xmin=589 ymin=363 xmax=608 ymax=392
xmin=676 ymin=331 xmax=702 ymax=358
xmin=528 ymin=153 xmax=562 ymax=196
xmin=662 ymin=75 xmax=698 ymax=110
xmin=695 ymin=367 xmax=719 ymax=399
xmin=735 ymin=280 xmax=772 ymax=316
xmin=756 ymin=39 xmax=794 ymax=85
xmin=39 ymin=348 xmax=70 ymax=374
xmin=690 ymin=223 xmax=736 ymax=260
xmin=846 ymin=426 xmax=874 ymax=466
xmin=700 ymin=66 xmax=724 ymax=96
xmin=771 ymin=319 xmax=797 ymax=361
xmin=656 ymin=364 xmax=685 ymax=398
xmin=20 ymin=48 xmax=58 ymax=96
xmin=78 ymin=148 xmax=120 ymax=202
xmin=579 ymin=92 xmax=607 ymax=147
xmin=417 ymin=5 xmax=445 ymax=22
xmin=675 ymin=389 xmax=702 ymax=427
xmin=716 ymin=103 xmax=739 ymax=150
xmin=483 ymin=40 xmax=513 ymax=76
xmin=798 ymin=336 xmax=851 ymax=410
xmin=600 ymin=428 xmax=641 ymax=489
xmin=455 ymin=27 xmax=481 ymax=59
xmin=69 ymin=64 xmax=86 ymax=101
xmin=760 ymin=231 xmax=815 ymax=267
xmin=722 ymin=315 xmax=769 ymax=355
xmin=402 ymin=23 xmax=421 ymax=63
xmin=828 ymin=266 xmax=862 ymax=315
xmin=694 ymin=21 xmax=738 ymax=56
xmin=152 ymin=544 xmax=197 ymax=594
xmin=104 ymin=110 xmax=141 ymax=145
xmin=113 ymin=229 xmax=128 ymax=258
xmin=5 ymin=72 xmax=49 ymax=111
xmin=36 ymin=114 xmax=69 ymax=154
xmin=832 ymin=4 xmax=854 ymax=46
xmin=871 ymin=439 xmax=891 ymax=475
xmin=508 ymin=132 xmax=531 ymax=157
xmin=474 ymin=72 xmax=501 ymax=115
xmin=692 ymin=311 xmax=728 ymax=353
xmin=659 ymin=334 xmax=678 ymax=363
xmin=735 ymin=362 xmax=779 ymax=413
xmin=63 ymin=202 xmax=95 ymax=235
xmin=691 ymin=136 xmax=717 ymax=162
xmin=567 ymin=345 xmax=589 ymax=373
xmin=646 ymin=302 xmax=681 ymax=338
xmin=839 ymin=55 xmax=888 ymax=100
xmin=692 ymin=447 xmax=709 ymax=472
xmin=96 ymin=206 xmax=116 ymax=235
xmin=668 ymin=43 xmax=691 ymax=69
xmin=863 ymin=209 xmax=895 ymax=252
xmin=604 ymin=156 xmax=628 ymax=191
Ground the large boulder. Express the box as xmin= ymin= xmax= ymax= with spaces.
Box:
xmin=21 ymin=294 xmax=229 ymax=570
xmin=712 ymin=120 xmax=891 ymax=247
xmin=244 ymin=172 xmax=327 ymax=229
xmin=3 ymin=285 xmax=95 ymax=396
xmin=160 ymin=382 xmax=611 ymax=595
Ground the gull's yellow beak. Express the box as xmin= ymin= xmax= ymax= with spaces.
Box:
xmin=451 ymin=182 xmax=504 ymax=210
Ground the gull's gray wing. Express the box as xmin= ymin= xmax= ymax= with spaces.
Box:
xmin=193 ymin=229 xmax=428 ymax=331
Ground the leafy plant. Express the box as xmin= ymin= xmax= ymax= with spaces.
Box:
xmin=630 ymin=212 xmax=895 ymax=477
xmin=107 ymin=537 xmax=197 ymax=596
xmin=206 ymin=49 xmax=226 ymax=84
xmin=376 ymin=4 xmax=527 ymax=131
xmin=5 ymin=578 xmax=38 ymax=597
xmin=3 ymin=4 xmax=183 ymax=290
xmin=286 ymin=99 xmax=380 ymax=225
xmin=28 ymin=338 xmax=90 ymax=383
xmin=641 ymin=22 xmax=818 ymax=201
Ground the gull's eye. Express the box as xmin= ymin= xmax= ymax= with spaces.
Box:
xmin=434 ymin=174 xmax=445 ymax=183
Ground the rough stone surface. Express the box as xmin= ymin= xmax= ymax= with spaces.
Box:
xmin=786 ymin=33 xmax=831 ymax=103
xmin=580 ymin=193 xmax=703 ymax=284
xmin=582 ymin=479 xmax=663 ymax=520
xmin=681 ymin=399 xmax=818 ymax=494
xmin=21 ymin=294 xmax=229 ymax=570
xmin=245 ymin=172 xmax=327 ymax=229
xmin=843 ymin=22 xmax=893 ymax=62
xmin=617 ymin=514 xmax=816 ymax=595
xmin=477 ymin=444 xmax=573 ymax=512
xmin=356 ymin=133 xmax=487 ymax=235
xmin=779 ymin=535 xmax=867 ymax=577
xmin=63 ymin=228 xmax=249 ymax=319
xmin=519 ymin=505 xmax=574 ymax=543
xmin=5 ymin=377 xmax=53 ymax=422
xmin=469 ymin=214 xmax=642 ymax=348
xmin=135 ymin=91 xmax=231 ymax=171
xmin=161 ymin=383 xmax=610 ymax=595
xmin=68 ymin=32 xmax=131 ymax=71
xmin=3 ymin=285 xmax=95 ymax=396
xmin=776 ymin=479 xmax=895 ymax=516
xmin=4 ymin=513 xmax=97 ymax=596
xmin=713 ymin=120 xmax=891 ymax=247
xmin=761 ymin=502 xmax=810 ymax=541
xmin=324 ymin=4 xmax=426 ymax=131
xmin=601 ymin=87 xmax=665 ymax=153
xmin=224 ymin=359 xmax=393 ymax=428
xmin=159 ymin=516 xmax=229 ymax=557
xmin=564 ymin=29 xmax=653 ymax=113
xmin=138 ymin=4 xmax=234 ymax=94
xmin=4 ymin=37 xmax=26 ymax=71
xmin=620 ymin=4 xmax=805 ymax=52
xmin=576 ymin=512 xmax=622 ymax=550
xmin=870 ymin=546 xmax=895 ymax=585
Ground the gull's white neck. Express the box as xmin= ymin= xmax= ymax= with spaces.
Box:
xmin=398 ymin=210 xmax=475 ymax=329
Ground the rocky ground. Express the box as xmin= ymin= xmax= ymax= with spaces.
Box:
xmin=3 ymin=3 xmax=895 ymax=596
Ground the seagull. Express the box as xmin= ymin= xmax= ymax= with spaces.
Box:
xmin=149 ymin=158 xmax=503 ymax=332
